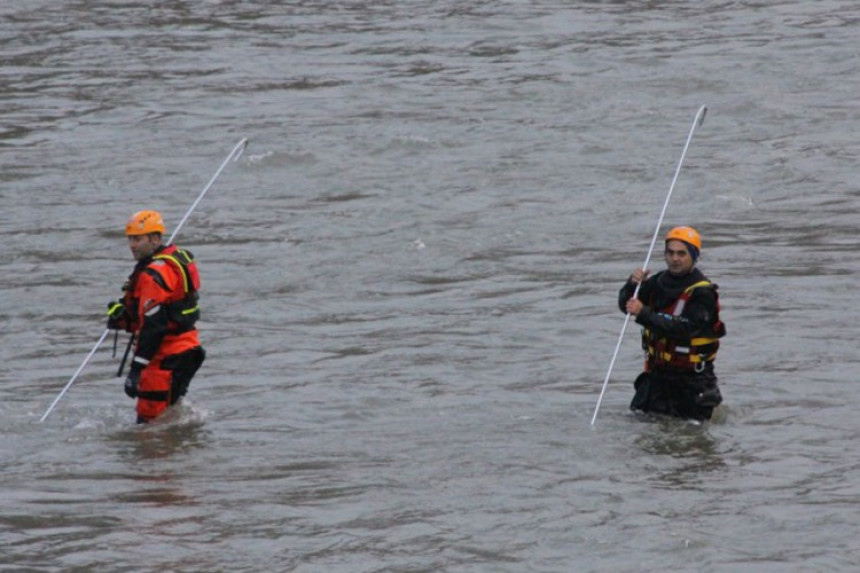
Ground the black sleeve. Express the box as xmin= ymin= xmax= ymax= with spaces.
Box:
xmin=132 ymin=267 xmax=171 ymax=366
xmin=618 ymin=280 xmax=636 ymax=313
xmin=634 ymin=286 xmax=717 ymax=340
xmin=618 ymin=275 xmax=655 ymax=313
xmin=135 ymin=305 xmax=169 ymax=363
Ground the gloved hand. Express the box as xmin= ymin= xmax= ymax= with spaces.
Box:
xmin=106 ymin=300 xmax=127 ymax=330
xmin=124 ymin=366 xmax=141 ymax=399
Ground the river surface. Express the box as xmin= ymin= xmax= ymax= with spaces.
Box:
xmin=2 ymin=1 xmax=860 ymax=571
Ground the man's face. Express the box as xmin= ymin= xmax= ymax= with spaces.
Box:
xmin=128 ymin=233 xmax=160 ymax=261
xmin=664 ymin=239 xmax=695 ymax=276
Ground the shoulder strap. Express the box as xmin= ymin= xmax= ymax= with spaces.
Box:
xmin=682 ymin=280 xmax=712 ymax=295
xmin=669 ymin=280 xmax=713 ymax=316
xmin=153 ymin=252 xmax=191 ymax=293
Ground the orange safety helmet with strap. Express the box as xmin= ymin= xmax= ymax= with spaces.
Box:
xmin=665 ymin=226 xmax=701 ymax=261
xmin=665 ymin=226 xmax=701 ymax=250
xmin=126 ymin=210 xmax=165 ymax=236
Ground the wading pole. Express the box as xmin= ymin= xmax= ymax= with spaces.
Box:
xmin=39 ymin=137 xmax=248 ymax=422
xmin=590 ymin=106 xmax=706 ymax=426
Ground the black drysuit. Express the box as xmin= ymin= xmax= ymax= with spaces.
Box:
xmin=618 ymin=267 xmax=725 ymax=421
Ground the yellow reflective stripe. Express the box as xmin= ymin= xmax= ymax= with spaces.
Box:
xmin=181 ymin=305 xmax=199 ymax=315
xmin=683 ymin=280 xmax=712 ymax=294
xmin=690 ymin=337 xmax=719 ymax=345
xmin=154 ymin=254 xmax=190 ymax=293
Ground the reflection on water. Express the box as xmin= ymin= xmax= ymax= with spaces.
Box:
xmin=112 ymin=483 xmax=197 ymax=507
xmin=111 ymin=403 xmax=209 ymax=461
xmin=108 ymin=406 xmax=208 ymax=506
xmin=632 ymin=414 xmax=727 ymax=488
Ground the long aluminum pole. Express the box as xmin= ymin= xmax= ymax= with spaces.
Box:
xmin=168 ymin=137 xmax=248 ymax=244
xmin=39 ymin=137 xmax=248 ymax=422
xmin=590 ymin=106 xmax=707 ymax=426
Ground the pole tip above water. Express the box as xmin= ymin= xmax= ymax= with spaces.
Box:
xmin=697 ymin=105 xmax=708 ymax=126
xmin=233 ymin=138 xmax=250 ymax=161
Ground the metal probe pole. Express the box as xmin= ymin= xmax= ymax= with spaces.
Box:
xmin=590 ymin=107 xmax=707 ymax=426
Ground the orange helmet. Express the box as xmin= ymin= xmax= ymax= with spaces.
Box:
xmin=665 ymin=226 xmax=701 ymax=251
xmin=125 ymin=210 xmax=165 ymax=236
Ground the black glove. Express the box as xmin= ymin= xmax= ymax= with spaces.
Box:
xmin=107 ymin=300 xmax=127 ymax=330
xmin=124 ymin=365 xmax=141 ymax=399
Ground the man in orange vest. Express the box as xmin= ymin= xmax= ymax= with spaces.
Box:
xmin=619 ymin=226 xmax=726 ymax=421
xmin=107 ymin=210 xmax=206 ymax=423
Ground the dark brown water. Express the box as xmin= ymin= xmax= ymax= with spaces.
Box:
xmin=3 ymin=1 xmax=860 ymax=570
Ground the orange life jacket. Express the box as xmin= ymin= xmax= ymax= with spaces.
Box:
xmin=124 ymin=244 xmax=200 ymax=335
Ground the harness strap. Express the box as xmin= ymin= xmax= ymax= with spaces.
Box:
xmin=650 ymin=349 xmax=718 ymax=364
xmin=153 ymin=251 xmax=192 ymax=293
